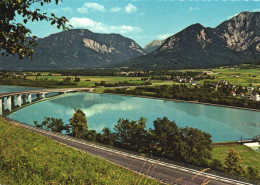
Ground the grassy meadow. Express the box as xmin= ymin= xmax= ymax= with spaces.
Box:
xmin=0 ymin=118 xmax=161 ymax=185
xmin=1 ymin=67 xmax=259 ymax=89
xmin=28 ymin=68 xmax=260 ymax=88
xmin=212 ymin=145 xmax=260 ymax=170
xmin=27 ymin=75 xmax=144 ymax=87
xmin=201 ymin=68 xmax=260 ymax=87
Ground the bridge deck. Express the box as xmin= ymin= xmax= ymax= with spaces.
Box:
xmin=0 ymin=88 xmax=91 ymax=98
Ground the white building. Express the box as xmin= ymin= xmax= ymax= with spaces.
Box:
xmin=252 ymin=92 xmax=260 ymax=101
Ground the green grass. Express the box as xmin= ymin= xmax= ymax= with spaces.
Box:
xmin=26 ymin=75 xmax=150 ymax=87
xmin=205 ymin=68 xmax=260 ymax=87
xmin=3 ymin=68 xmax=260 ymax=89
xmin=0 ymin=118 xmax=161 ymax=185
xmin=212 ymin=145 xmax=260 ymax=170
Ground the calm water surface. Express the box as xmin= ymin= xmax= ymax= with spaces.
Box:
xmin=7 ymin=92 xmax=260 ymax=142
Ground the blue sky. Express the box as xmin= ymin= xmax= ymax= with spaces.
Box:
xmin=24 ymin=0 xmax=259 ymax=47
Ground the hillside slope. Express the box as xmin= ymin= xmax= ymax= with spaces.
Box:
xmin=0 ymin=118 xmax=160 ymax=185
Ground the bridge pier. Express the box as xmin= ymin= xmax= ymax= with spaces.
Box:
xmin=0 ymin=88 xmax=90 ymax=116
xmin=17 ymin=95 xmax=22 ymax=107
xmin=28 ymin=94 xmax=32 ymax=103
xmin=7 ymin=96 xmax=12 ymax=111
xmin=0 ymin=98 xmax=3 ymax=116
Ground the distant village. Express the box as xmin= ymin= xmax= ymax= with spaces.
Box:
xmin=173 ymin=76 xmax=260 ymax=102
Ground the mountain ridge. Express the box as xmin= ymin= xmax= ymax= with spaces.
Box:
xmin=118 ymin=11 xmax=260 ymax=69
xmin=0 ymin=29 xmax=146 ymax=70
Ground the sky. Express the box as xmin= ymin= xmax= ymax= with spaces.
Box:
xmin=22 ymin=0 xmax=260 ymax=47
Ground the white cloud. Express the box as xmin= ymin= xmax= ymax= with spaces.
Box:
xmin=61 ymin=7 xmax=74 ymax=13
xmin=188 ymin=7 xmax=200 ymax=11
xmin=69 ymin=17 xmax=143 ymax=34
xmin=110 ymin=7 xmax=121 ymax=13
xmin=77 ymin=3 xmax=105 ymax=14
xmin=66 ymin=102 xmax=141 ymax=118
xmin=84 ymin=102 xmax=140 ymax=117
xmin=47 ymin=7 xmax=73 ymax=14
xmin=47 ymin=8 xmax=59 ymax=13
xmin=157 ymin=33 xmax=172 ymax=40
xmin=125 ymin=3 xmax=137 ymax=14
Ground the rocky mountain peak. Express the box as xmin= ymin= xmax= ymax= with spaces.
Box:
xmin=159 ymin=23 xmax=212 ymax=51
xmin=0 ymin=29 xmax=146 ymax=70
xmin=144 ymin=40 xmax=165 ymax=53
xmin=119 ymin=11 xmax=260 ymax=69
xmin=216 ymin=11 xmax=260 ymax=52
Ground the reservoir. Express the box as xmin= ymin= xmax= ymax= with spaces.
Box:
xmin=5 ymin=91 xmax=260 ymax=142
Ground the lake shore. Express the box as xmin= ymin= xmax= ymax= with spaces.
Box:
xmin=96 ymin=92 xmax=260 ymax=112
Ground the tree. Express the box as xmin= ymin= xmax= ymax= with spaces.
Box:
xmin=86 ymin=130 xmax=97 ymax=142
xmin=224 ymin=149 xmax=246 ymax=176
xmin=0 ymin=0 xmax=70 ymax=59
xmin=74 ymin=76 xmax=80 ymax=82
xmin=114 ymin=118 xmax=132 ymax=147
xmin=210 ymin=159 xmax=224 ymax=171
xmin=100 ymin=127 xmax=114 ymax=145
xmin=63 ymin=77 xmax=71 ymax=83
xmin=151 ymin=117 xmax=183 ymax=160
xmin=180 ymin=126 xmax=212 ymax=166
xmin=69 ymin=108 xmax=88 ymax=139
xmin=34 ymin=117 xmax=69 ymax=133
xmin=114 ymin=117 xmax=148 ymax=151
xmin=128 ymin=117 xmax=149 ymax=152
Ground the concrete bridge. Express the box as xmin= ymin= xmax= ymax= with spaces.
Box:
xmin=0 ymin=88 xmax=91 ymax=116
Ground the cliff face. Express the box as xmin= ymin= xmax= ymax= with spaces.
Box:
xmin=217 ymin=12 xmax=260 ymax=52
xmin=120 ymin=12 xmax=260 ymax=69
xmin=0 ymin=29 xmax=146 ymax=70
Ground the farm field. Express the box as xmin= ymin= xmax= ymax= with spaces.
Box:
xmin=26 ymin=74 xmax=174 ymax=87
xmin=1 ymin=67 xmax=260 ymax=89
xmin=204 ymin=68 xmax=260 ymax=87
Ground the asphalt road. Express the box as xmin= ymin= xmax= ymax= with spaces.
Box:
xmin=9 ymin=121 xmax=251 ymax=185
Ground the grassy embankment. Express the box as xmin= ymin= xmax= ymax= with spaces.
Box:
xmin=0 ymin=118 xmax=161 ymax=185
xmin=212 ymin=145 xmax=260 ymax=170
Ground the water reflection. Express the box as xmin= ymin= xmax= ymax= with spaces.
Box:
xmin=8 ymin=92 xmax=260 ymax=142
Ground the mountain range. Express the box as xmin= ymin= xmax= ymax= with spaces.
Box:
xmin=0 ymin=29 xmax=145 ymax=70
xmin=0 ymin=11 xmax=259 ymax=70
xmin=120 ymin=11 xmax=260 ymax=69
